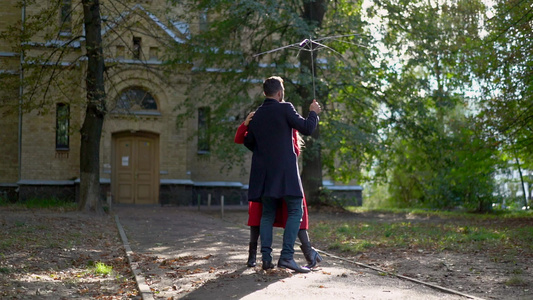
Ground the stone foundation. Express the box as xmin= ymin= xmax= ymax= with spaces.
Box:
xmin=1 ymin=181 xmax=363 ymax=207
xmin=17 ymin=180 xmax=76 ymax=202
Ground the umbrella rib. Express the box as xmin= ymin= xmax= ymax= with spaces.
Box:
xmin=310 ymin=40 xmax=341 ymax=55
xmin=252 ymin=33 xmax=365 ymax=101
xmin=252 ymin=42 xmax=301 ymax=57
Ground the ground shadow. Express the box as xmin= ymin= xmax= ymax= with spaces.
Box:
xmin=179 ymin=266 xmax=293 ymax=299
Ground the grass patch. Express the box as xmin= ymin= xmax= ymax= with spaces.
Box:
xmin=0 ymin=196 xmax=10 ymax=206
xmin=0 ymin=197 xmax=77 ymax=209
xmin=87 ymin=261 xmax=114 ymax=276
xmin=345 ymin=206 xmax=533 ymax=220
xmin=310 ymin=209 xmax=533 ymax=255
xmin=22 ymin=197 xmax=77 ymax=209
xmin=505 ymin=275 xmax=527 ymax=286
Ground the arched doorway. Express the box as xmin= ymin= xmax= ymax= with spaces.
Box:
xmin=112 ymin=131 xmax=160 ymax=204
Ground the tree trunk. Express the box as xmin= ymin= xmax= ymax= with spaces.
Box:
xmin=300 ymin=95 xmax=323 ymax=205
xmin=78 ymin=0 xmax=106 ymax=213
xmin=515 ymin=156 xmax=528 ymax=209
xmin=299 ymin=0 xmax=326 ymax=206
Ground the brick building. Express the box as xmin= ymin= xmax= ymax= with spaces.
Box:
xmin=0 ymin=0 xmax=362 ymax=206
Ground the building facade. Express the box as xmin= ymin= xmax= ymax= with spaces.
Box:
xmin=0 ymin=0 xmax=362 ymax=206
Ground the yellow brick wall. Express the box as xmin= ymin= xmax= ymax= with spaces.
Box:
xmin=0 ymin=0 xmax=21 ymax=53
xmin=0 ymin=0 xmax=21 ymax=183
xmin=0 ymin=76 xmax=20 ymax=183
xmin=181 ymin=97 xmax=253 ymax=184
xmin=19 ymin=103 xmax=82 ymax=181
xmin=1 ymin=1 xmax=253 ymax=189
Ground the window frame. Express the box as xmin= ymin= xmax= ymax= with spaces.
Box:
xmin=59 ymin=0 xmax=72 ymax=35
xmin=133 ymin=37 xmax=142 ymax=60
xmin=197 ymin=107 xmax=211 ymax=154
xmin=56 ymin=103 xmax=70 ymax=150
xmin=112 ymin=87 xmax=160 ymax=115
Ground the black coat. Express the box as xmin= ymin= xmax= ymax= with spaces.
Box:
xmin=244 ymin=98 xmax=318 ymax=202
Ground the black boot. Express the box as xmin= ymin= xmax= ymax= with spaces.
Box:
xmin=247 ymin=242 xmax=257 ymax=267
xmin=298 ymin=229 xmax=323 ymax=269
xmin=300 ymin=244 xmax=322 ymax=268
xmin=247 ymin=226 xmax=260 ymax=267
xmin=277 ymin=258 xmax=310 ymax=273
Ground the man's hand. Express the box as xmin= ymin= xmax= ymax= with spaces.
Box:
xmin=309 ymin=99 xmax=322 ymax=114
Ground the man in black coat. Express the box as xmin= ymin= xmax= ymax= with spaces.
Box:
xmin=244 ymin=76 xmax=322 ymax=273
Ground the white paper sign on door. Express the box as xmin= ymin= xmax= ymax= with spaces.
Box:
xmin=122 ymin=156 xmax=129 ymax=166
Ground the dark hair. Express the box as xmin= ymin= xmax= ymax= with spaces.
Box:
xmin=263 ymin=76 xmax=284 ymax=97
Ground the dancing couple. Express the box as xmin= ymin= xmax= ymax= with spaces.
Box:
xmin=234 ymin=76 xmax=323 ymax=273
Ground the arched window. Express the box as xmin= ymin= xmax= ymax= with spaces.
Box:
xmin=113 ymin=87 xmax=158 ymax=113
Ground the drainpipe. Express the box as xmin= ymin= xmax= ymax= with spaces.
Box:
xmin=18 ymin=1 xmax=25 ymax=187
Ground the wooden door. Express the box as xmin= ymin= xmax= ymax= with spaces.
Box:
xmin=112 ymin=132 xmax=159 ymax=204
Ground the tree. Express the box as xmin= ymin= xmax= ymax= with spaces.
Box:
xmin=298 ymin=0 xmax=327 ymax=205
xmin=169 ymin=0 xmax=379 ymax=205
xmin=78 ymin=0 xmax=106 ymax=212
xmin=367 ymin=0 xmax=502 ymax=211
xmin=474 ymin=0 xmax=533 ymax=209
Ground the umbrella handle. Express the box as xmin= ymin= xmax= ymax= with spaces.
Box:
xmin=311 ymin=47 xmax=316 ymax=100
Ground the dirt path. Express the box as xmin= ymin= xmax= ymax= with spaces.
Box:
xmin=2 ymin=206 xmax=529 ymax=299
xmin=0 ymin=208 xmax=139 ymax=299
xmin=114 ymin=205 xmax=476 ymax=300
